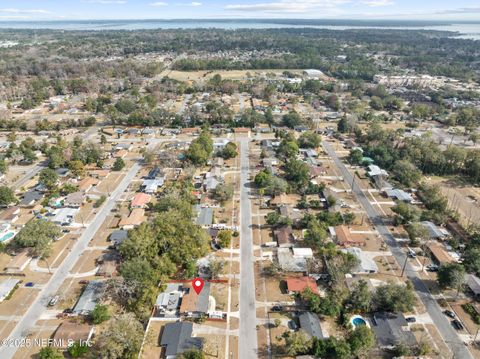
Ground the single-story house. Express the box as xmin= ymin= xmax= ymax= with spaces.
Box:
xmin=0 ymin=278 xmax=19 ymax=302
xmin=196 ymin=206 xmax=213 ymax=228
xmin=5 ymin=249 xmax=32 ymax=273
xmin=465 ymin=274 xmax=480 ymax=300
xmin=109 ymin=230 xmax=128 ymax=248
xmin=155 ymin=283 xmax=183 ymax=316
xmin=277 ymin=248 xmax=309 ymax=272
xmin=334 ymin=226 xmax=366 ymax=247
xmin=279 ymin=204 xmax=302 ymax=222
xmin=204 ymin=177 xmax=221 ymax=191
xmin=131 ymin=193 xmax=151 ymax=209
xmin=286 ymin=277 xmax=319 ymax=295
xmin=274 ymin=226 xmax=295 ymax=248
xmin=55 ymin=168 xmax=70 ymax=178
xmin=20 ymin=190 xmax=44 ymax=207
xmin=372 ymin=312 xmax=417 ymax=349
xmin=385 ymin=189 xmax=413 ymax=203
xmin=141 ymin=178 xmax=165 ymax=194
xmin=73 ymin=280 xmax=105 ymax=315
xmin=234 ymin=128 xmax=251 ymax=137
xmin=426 ymin=242 xmax=455 ymax=265
xmin=89 ymin=169 xmax=110 ymax=179
xmin=160 ymin=322 xmax=204 ymax=359
xmin=179 ymin=281 xmax=211 ymax=317
xmin=118 ymin=208 xmax=146 ymax=230
xmin=146 ymin=167 xmax=162 ymax=180
xmin=53 ymin=322 xmax=95 ymax=348
xmin=0 ymin=206 xmax=20 ymax=224
xmin=64 ymin=191 xmax=86 ymax=208
xmin=421 ymin=221 xmax=449 ymax=240
xmin=51 ymin=208 xmax=79 ymax=226
xmin=343 ymin=247 xmax=378 ymax=274
xmin=299 ymin=312 xmax=328 ymax=340
xmin=78 ymin=177 xmax=99 ymax=192
xmin=270 ymin=194 xmax=296 ymax=208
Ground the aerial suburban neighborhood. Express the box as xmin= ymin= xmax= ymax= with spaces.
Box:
xmin=0 ymin=10 xmax=479 ymax=359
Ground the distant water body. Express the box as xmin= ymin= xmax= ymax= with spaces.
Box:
xmin=0 ymin=19 xmax=479 ymax=40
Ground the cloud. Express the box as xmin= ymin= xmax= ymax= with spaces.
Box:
xmin=190 ymin=2 xmax=202 ymax=6
xmin=360 ymin=0 xmax=393 ymax=7
xmin=0 ymin=8 xmax=51 ymax=14
xmin=435 ymin=6 xmax=480 ymax=15
xmin=226 ymin=0 xmax=350 ymax=13
xmin=150 ymin=2 xmax=168 ymax=6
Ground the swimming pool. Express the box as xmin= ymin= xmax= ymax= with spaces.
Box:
xmin=0 ymin=231 xmax=16 ymax=243
xmin=350 ymin=315 xmax=370 ymax=328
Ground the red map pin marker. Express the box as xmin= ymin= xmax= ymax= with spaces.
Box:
xmin=192 ymin=278 xmax=205 ymax=295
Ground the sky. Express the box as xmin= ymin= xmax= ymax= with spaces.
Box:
xmin=0 ymin=0 xmax=480 ymax=21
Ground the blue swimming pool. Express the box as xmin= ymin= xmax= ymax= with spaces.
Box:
xmin=352 ymin=317 xmax=367 ymax=326
xmin=0 ymin=231 xmax=15 ymax=243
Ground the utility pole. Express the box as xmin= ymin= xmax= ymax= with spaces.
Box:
xmin=401 ymin=255 xmax=408 ymax=277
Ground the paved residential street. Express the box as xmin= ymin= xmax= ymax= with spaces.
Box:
xmin=322 ymin=140 xmax=473 ymax=359
xmin=238 ymin=138 xmax=258 ymax=359
xmin=0 ymin=162 xmax=141 ymax=359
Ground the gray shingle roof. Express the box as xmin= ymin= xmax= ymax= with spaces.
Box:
xmin=299 ymin=312 xmax=325 ymax=339
xmin=160 ymin=322 xmax=203 ymax=357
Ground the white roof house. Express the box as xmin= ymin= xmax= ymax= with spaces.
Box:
xmin=304 ymin=69 xmax=324 ymax=79
xmin=367 ymin=165 xmax=389 ymax=178
xmin=0 ymin=278 xmax=19 ymax=302
xmin=142 ymin=178 xmax=165 ymax=194
xmin=51 ymin=208 xmax=79 ymax=226
xmin=292 ymin=248 xmax=314 ymax=258
xmin=343 ymin=247 xmax=378 ymax=274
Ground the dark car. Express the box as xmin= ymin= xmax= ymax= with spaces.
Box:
xmin=406 ymin=317 xmax=416 ymax=323
xmin=288 ymin=320 xmax=298 ymax=331
xmin=271 ymin=305 xmax=283 ymax=312
xmin=79 ymin=280 xmax=89 ymax=285
xmin=444 ymin=310 xmax=456 ymax=318
xmin=63 ymin=308 xmax=73 ymax=314
xmin=25 ymin=282 xmax=34 ymax=287
xmin=452 ymin=319 xmax=464 ymax=331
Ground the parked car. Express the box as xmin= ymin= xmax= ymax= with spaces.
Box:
xmin=25 ymin=282 xmax=34 ymax=287
xmin=406 ymin=317 xmax=416 ymax=323
xmin=452 ymin=319 xmax=464 ymax=331
xmin=288 ymin=320 xmax=298 ymax=331
xmin=63 ymin=308 xmax=73 ymax=314
xmin=426 ymin=264 xmax=439 ymax=272
xmin=49 ymin=295 xmax=59 ymax=306
xmin=271 ymin=305 xmax=283 ymax=312
xmin=79 ymin=280 xmax=89 ymax=285
xmin=444 ymin=310 xmax=456 ymax=318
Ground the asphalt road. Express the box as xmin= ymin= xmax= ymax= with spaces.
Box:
xmin=322 ymin=140 xmax=473 ymax=359
xmin=238 ymin=138 xmax=259 ymax=359
xmin=0 ymin=162 xmax=140 ymax=358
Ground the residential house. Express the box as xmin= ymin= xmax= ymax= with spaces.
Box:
xmin=118 ymin=208 xmax=146 ymax=230
xmin=196 ymin=206 xmax=213 ymax=228
xmin=160 ymin=322 xmax=204 ymax=359
xmin=20 ymin=190 xmax=44 ymax=207
xmin=343 ymin=247 xmax=378 ymax=274
xmin=53 ymin=322 xmax=95 ymax=348
xmin=372 ymin=312 xmax=417 ymax=349
xmin=426 ymin=242 xmax=455 ymax=265
xmin=131 ymin=193 xmax=151 ymax=209
xmin=5 ymin=249 xmax=32 ymax=273
xmin=277 ymin=248 xmax=309 ymax=272
xmin=78 ymin=177 xmax=99 ymax=192
xmin=299 ymin=312 xmax=328 ymax=340
xmin=279 ymin=204 xmax=302 ymax=223
xmin=421 ymin=221 xmax=449 ymax=240
xmin=154 ymin=283 xmax=183 ymax=317
xmin=274 ymin=226 xmax=295 ymax=248
xmin=334 ymin=226 xmax=366 ymax=247
xmin=270 ymin=194 xmax=296 ymax=208
xmin=64 ymin=191 xmax=86 ymax=208
xmin=234 ymin=128 xmax=251 ymax=137
xmin=385 ymin=189 xmax=413 ymax=203
xmin=0 ymin=206 xmax=20 ymax=224
xmin=51 ymin=208 xmax=79 ymax=226
xmin=179 ymin=281 xmax=211 ymax=317
xmin=465 ymin=274 xmax=480 ymax=301
xmin=204 ymin=176 xmax=221 ymax=192
xmin=141 ymin=178 xmax=165 ymax=194
xmin=286 ymin=277 xmax=319 ymax=295
xmin=73 ymin=280 xmax=105 ymax=315
xmin=0 ymin=278 xmax=19 ymax=302
xmin=55 ymin=168 xmax=70 ymax=178
xmin=109 ymin=230 xmax=129 ymax=248
xmin=367 ymin=165 xmax=390 ymax=190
